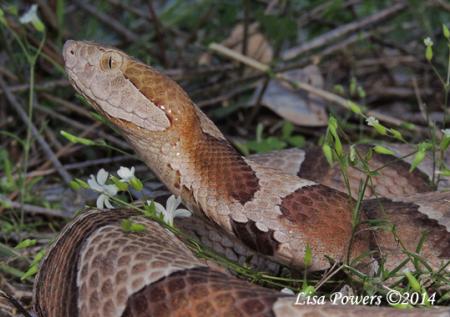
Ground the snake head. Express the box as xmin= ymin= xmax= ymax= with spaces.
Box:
xmin=63 ymin=40 xmax=197 ymax=135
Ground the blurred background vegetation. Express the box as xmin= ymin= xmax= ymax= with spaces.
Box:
xmin=0 ymin=0 xmax=450 ymax=313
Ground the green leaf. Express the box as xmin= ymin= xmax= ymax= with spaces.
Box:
xmin=31 ymin=249 xmax=45 ymax=266
xmin=60 ymin=130 xmax=96 ymax=145
xmin=349 ymin=144 xmax=356 ymax=162
xmin=443 ymin=24 xmax=450 ymax=40
xmin=347 ymin=101 xmax=363 ymax=115
xmin=410 ymin=150 xmax=426 ymax=172
xmin=328 ymin=117 xmax=338 ymax=133
xmin=281 ymin=122 xmax=294 ymax=139
xmin=32 ymin=18 xmax=45 ymax=32
xmin=144 ymin=201 xmax=157 ymax=218
xmin=15 ymin=239 xmax=36 ymax=249
xmin=286 ymin=135 xmax=305 ymax=147
xmin=121 ymin=219 xmax=146 ymax=233
xmin=357 ymin=86 xmax=366 ymax=99
xmin=372 ymin=122 xmax=387 ymax=135
xmin=69 ymin=179 xmax=81 ymax=190
xmin=302 ymin=285 xmax=315 ymax=296
xmin=246 ymin=138 xmax=286 ymax=154
xmin=111 ymin=175 xmax=128 ymax=191
xmin=404 ymin=271 xmax=421 ymax=292
xmin=21 ymin=264 xmax=38 ymax=280
xmin=334 ymin=135 xmax=343 ymax=157
xmin=72 ymin=178 xmax=89 ymax=189
xmin=322 ymin=144 xmax=333 ymax=165
xmin=130 ymin=176 xmax=143 ymax=191
xmin=425 ymin=45 xmax=433 ymax=62
xmin=373 ymin=145 xmax=395 ymax=156
xmin=418 ymin=141 xmax=432 ymax=152
xmin=0 ymin=8 xmax=7 ymax=25
xmin=402 ymin=122 xmax=416 ymax=130
xmin=389 ymin=128 xmax=404 ymax=141
xmin=333 ymin=84 xmax=345 ymax=95
xmin=327 ymin=117 xmax=343 ymax=156
xmin=441 ymin=135 xmax=450 ymax=151
xmin=130 ymin=223 xmax=145 ymax=232
xmin=440 ymin=166 xmax=450 ymax=176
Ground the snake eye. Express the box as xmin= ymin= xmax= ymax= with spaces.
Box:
xmin=101 ymin=51 xmax=122 ymax=71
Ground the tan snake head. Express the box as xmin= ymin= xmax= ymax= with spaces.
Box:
xmin=63 ymin=40 xmax=203 ymax=141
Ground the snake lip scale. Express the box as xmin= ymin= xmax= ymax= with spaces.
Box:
xmin=32 ymin=40 xmax=450 ymax=317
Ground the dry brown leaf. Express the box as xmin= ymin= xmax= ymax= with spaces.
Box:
xmin=253 ymin=65 xmax=328 ymax=127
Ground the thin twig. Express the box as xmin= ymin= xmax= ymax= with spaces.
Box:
xmin=245 ymin=77 xmax=270 ymax=129
xmin=0 ymin=195 xmax=66 ymax=218
xmin=197 ymin=81 xmax=259 ymax=107
xmin=0 ymin=79 xmax=69 ymax=95
xmin=25 ymin=155 xmax=134 ymax=178
xmin=0 ymin=76 xmax=72 ymax=185
xmin=35 ymin=104 xmax=130 ymax=149
xmin=41 ymin=93 xmax=92 ymax=118
xmin=282 ymin=2 xmax=407 ymax=60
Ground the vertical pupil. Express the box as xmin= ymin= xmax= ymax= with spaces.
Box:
xmin=108 ymin=57 xmax=113 ymax=68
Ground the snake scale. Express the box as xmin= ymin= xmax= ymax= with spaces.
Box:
xmin=31 ymin=40 xmax=450 ymax=316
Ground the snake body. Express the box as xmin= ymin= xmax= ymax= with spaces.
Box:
xmin=32 ymin=40 xmax=450 ymax=316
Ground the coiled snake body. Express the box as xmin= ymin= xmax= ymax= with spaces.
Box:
xmin=32 ymin=41 xmax=450 ymax=316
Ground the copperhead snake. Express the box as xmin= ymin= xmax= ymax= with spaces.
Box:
xmin=31 ymin=40 xmax=450 ymax=316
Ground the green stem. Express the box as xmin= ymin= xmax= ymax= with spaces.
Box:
xmin=19 ymin=63 xmax=36 ymax=225
xmin=17 ymin=32 xmax=46 ymax=226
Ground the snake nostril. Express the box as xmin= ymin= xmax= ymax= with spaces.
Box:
xmin=63 ymin=40 xmax=77 ymax=60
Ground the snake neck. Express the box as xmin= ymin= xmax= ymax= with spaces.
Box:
xmin=124 ymin=114 xmax=261 ymax=223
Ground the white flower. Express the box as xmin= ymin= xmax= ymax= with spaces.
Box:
xmin=366 ymin=116 xmax=379 ymax=127
xmin=280 ymin=288 xmax=295 ymax=295
xmin=442 ymin=129 xmax=450 ymax=137
xmin=117 ymin=166 xmax=135 ymax=182
xmin=149 ymin=195 xmax=191 ymax=226
xmin=424 ymin=37 xmax=433 ymax=47
xmin=19 ymin=4 xmax=39 ymax=24
xmin=19 ymin=4 xmax=45 ymax=32
xmin=88 ymin=169 xmax=118 ymax=209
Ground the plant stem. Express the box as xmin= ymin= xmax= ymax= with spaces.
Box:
xmin=19 ymin=63 xmax=36 ymax=225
